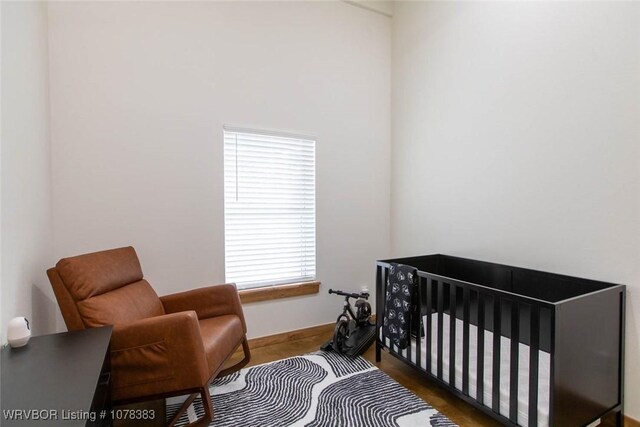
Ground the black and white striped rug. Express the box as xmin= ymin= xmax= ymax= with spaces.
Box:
xmin=167 ymin=351 xmax=457 ymax=427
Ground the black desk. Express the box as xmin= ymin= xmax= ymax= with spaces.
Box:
xmin=1 ymin=326 xmax=112 ymax=426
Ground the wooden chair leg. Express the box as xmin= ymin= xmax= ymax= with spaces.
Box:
xmin=174 ymin=387 xmax=213 ymax=427
xmin=193 ymin=386 xmax=214 ymax=427
xmin=167 ymin=386 xmax=215 ymax=427
xmin=218 ymin=337 xmax=251 ymax=378
xmin=167 ymin=393 xmax=197 ymax=427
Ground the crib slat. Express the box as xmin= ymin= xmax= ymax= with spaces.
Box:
xmin=437 ymin=281 xmax=444 ymax=380
xmin=407 ymin=301 xmax=412 ymax=363
xmin=492 ymin=296 xmax=501 ymax=413
xmin=416 ymin=276 xmax=425 ymax=370
xmin=449 ymin=283 xmax=457 ymax=388
xmin=376 ymin=265 xmax=382 ymax=359
xmin=477 ymin=292 xmax=485 ymax=405
xmin=528 ymin=305 xmax=540 ymax=427
xmin=406 ymin=274 xmax=413 ymax=365
xmin=383 ymin=266 xmax=388 ymax=335
xmin=462 ymin=286 xmax=470 ymax=395
xmin=509 ymin=302 xmax=520 ymax=422
xmin=426 ymin=278 xmax=433 ymax=375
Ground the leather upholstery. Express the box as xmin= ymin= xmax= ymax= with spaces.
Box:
xmin=48 ymin=246 xmax=249 ymax=405
xmin=56 ymin=246 xmax=143 ymax=300
xmin=77 ymin=280 xmax=164 ymax=328
xmin=47 ymin=268 xmax=85 ymax=331
xmin=199 ymin=315 xmax=244 ymax=374
xmin=110 ymin=311 xmax=209 ymax=401
xmin=161 ymin=284 xmax=247 ymax=333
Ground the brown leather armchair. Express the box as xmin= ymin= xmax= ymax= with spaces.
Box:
xmin=47 ymin=246 xmax=250 ymax=426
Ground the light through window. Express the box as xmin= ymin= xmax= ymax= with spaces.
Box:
xmin=223 ymin=127 xmax=316 ymax=289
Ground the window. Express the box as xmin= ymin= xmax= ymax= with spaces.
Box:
xmin=223 ymin=127 xmax=316 ymax=289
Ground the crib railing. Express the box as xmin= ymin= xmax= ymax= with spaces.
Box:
xmin=376 ymin=262 xmax=555 ymax=427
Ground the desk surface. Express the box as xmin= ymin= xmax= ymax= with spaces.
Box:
xmin=1 ymin=326 xmax=112 ymax=426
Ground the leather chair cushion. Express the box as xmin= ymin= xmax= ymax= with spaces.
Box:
xmin=78 ymin=280 xmax=165 ymax=327
xmin=56 ymin=246 xmax=143 ymax=300
xmin=112 ymin=340 xmax=172 ymax=391
xmin=199 ymin=315 xmax=244 ymax=374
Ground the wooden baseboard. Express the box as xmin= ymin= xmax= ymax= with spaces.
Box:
xmin=239 ymin=281 xmax=320 ymax=304
xmin=244 ymin=314 xmax=378 ymax=351
xmin=245 ymin=322 xmax=334 ymax=350
xmin=626 ymin=415 xmax=640 ymax=427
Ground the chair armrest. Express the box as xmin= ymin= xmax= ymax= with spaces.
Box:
xmin=110 ymin=311 xmax=210 ymax=400
xmin=160 ymin=284 xmax=247 ymax=333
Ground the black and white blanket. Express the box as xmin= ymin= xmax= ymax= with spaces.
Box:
xmin=382 ymin=263 xmax=423 ymax=349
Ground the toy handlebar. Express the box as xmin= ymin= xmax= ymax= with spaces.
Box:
xmin=328 ymin=289 xmax=370 ymax=299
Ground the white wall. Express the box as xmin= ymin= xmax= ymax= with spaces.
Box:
xmin=346 ymin=1 xmax=394 ymax=17
xmin=391 ymin=1 xmax=640 ymax=418
xmin=47 ymin=1 xmax=390 ymax=339
xmin=1 ymin=1 xmax=56 ymax=340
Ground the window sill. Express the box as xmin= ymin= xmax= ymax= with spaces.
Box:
xmin=238 ymin=281 xmax=321 ymax=304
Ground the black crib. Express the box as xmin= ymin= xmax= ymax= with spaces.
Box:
xmin=375 ymin=254 xmax=625 ymax=427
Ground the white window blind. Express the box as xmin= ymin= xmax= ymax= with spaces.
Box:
xmin=223 ymin=128 xmax=316 ymax=289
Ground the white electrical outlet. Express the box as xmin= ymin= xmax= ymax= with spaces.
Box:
xmin=361 ymin=286 xmax=369 ymax=293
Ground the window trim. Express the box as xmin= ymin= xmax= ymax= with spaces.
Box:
xmin=238 ymin=280 xmax=321 ymax=304
xmin=223 ymin=125 xmax=316 ymax=143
